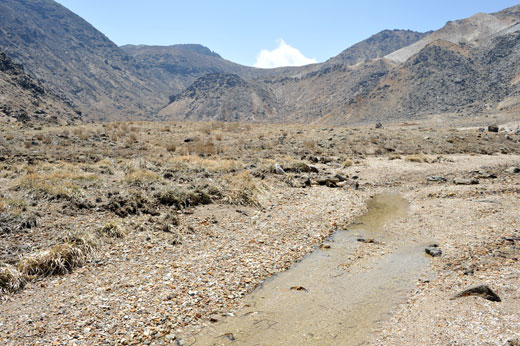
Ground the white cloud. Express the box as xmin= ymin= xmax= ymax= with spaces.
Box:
xmin=254 ymin=39 xmax=317 ymax=68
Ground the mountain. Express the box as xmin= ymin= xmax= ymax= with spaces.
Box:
xmin=2 ymin=0 xmax=520 ymax=125
xmin=159 ymin=72 xmax=280 ymax=122
xmin=121 ymin=44 xmax=263 ymax=96
xmin=0 ymin=0 xmax=170 ymax=120
xmin=163 ymin=5 xmax=520 ymax=124
xmin=0 ymin=49 xmax=80 ymax=124
xmin=327 ymin=29 xmax=430 ymax=66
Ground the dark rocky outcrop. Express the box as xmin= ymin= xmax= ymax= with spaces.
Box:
xmin=0 ymin=49 xmax=80 ymax=123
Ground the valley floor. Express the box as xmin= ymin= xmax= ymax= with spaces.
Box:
xmin=0 ymin=120 xmax=519 ymax=345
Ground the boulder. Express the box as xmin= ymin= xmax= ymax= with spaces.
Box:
xmin=451 ymin=284 xmax=501 ymax=302
xmin=488 ymin=124 xmax=499 ymax=133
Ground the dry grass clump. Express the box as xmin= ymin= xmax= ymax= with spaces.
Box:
xmin=17 ymin=232 xmax=96 ymax=278
xmin=342 ymin=159 xmax=353 ymax=167
xmin=0 ymin=263 xmax=26 ymax=293
xmin=405 ymin=154 xmax=430 ymax=163
xmin=184 ymin=140 xmax=221 ymax=156
xmin=157 ymin=187 xmax=215 ymax=209
xmin=220 ymin=171 xmax=263 ymax=206
xmin=124 ymin=169 xmax=161 ymax=186
xmin=0 ymin=197 xmax=6 ymax=213
xmin=99 ymin=222 xmax=126 ymax=238
xmin=166 ymin=143 xmax=177 ymax=153
xmin=168 ymin=155 xmax=242 ymax=173
xmin=404 ymin=154 xmax=452 ymax=163
xmin=303 ymin=140 xmax=316 ymax=150
xmin=388 ymin=153 xmax=402 ymax=160
xmin=13 ymin=168 xmax=97 ymax=199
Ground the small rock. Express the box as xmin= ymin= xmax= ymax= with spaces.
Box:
xmin=453 ymin=178 xmax=479 ymax=185
xmin=488 ymin=124 xmax=499 ymax=133
xmin=451 ymin=284 xmax=501 ymax=302
xmin=427 ymin=176 xmax=447 ymax=182
xmin=164 ymin=334 xmax=176 ymax=342
xmin=183 ymin=137 xmax=194 ymax=143
xmin=316 ymin=177 xmax=338 ymax=188
xmin=425 ymin=244 xmax=442 ymax=257
xmin=274 ymin=163 xmax=286 ymax=175
xmin=507 ymin=338 xmax=520 ymax=346
xmin=290 ymin=286 xmax=308 ymax=292
xmin=357 ymin=238 xmax=380 ymax=244
xmin=375 ymin=122 xmax=383 ymax=129
xmin=224 ymin=333 xmax=235 ymax=341
xmin=506 ymin=167 xmax=520 ymax=174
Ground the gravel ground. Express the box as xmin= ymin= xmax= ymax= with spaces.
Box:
xmin=1 ymin=119 xmax=519 ymax=345
xmin=0 ymin=185 xmax=368 ymax=345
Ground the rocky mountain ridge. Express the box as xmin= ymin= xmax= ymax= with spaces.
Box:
xmin=162 ymin=5 xmax=520 ymax=124
xmin=0 ymin=49 xmax=80 ymax=123
xmin=1 ymin=0 xmax=520 ymax=125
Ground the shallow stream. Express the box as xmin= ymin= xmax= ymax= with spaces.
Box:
xmin=188 ymin=193 xmax=429 ymax=345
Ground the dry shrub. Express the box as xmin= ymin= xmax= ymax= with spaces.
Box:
xmin=168 ymin=155 xmax=242 ymax=173
xmin=303 ymin=140 xmax=316 ymax=150
xmin=24 ymin=141 xmax=32 ymax=149
xmin=124 ymin=135 xmax=137 ymax=148
xmin=13 ymin=168 xmax=97 ymax=199
xmin=17 ymin=233 xmax=96 ymax=278
xmin=0 ymin=197 xmax=6 ymax=213
xmin=187 ymin=140 xmax=219 ymax=156
xmin=224 ymin=122 xmax=241 ymax=133
xmin=388 ymin=153 xmax=402 ymax=160
xmin=215 ymin=133 xmax=223 ymax=141
xmin=35 ymin=133 xmax=44 ymax=141
xmin=166 ymin=143 xmax=177 ymax=153
xmin=405 ymin=154 xmax=434 ymax=163
xmin=124 ymin=169 xmax=161 ymax=186
xmin=5 ymin=133 xmax=14 ymax=140
xmin=79 ymin=131 xmax=89 ymax=140
xmin=157 ymin=187 xmax=214 ymax=209
xmin=342 ymin=159 xmax=353 ymax=167
xmin=221 ymin=171 xmax=263 ymax=206
xmin=405 ymin=154 xmax=426 ymax=163
xmin=0 ymin=263 xmax=26 ymax=293
xmin=99 ymin=222 xmax=126 ymax=238
xmin=43 ymin=136 xmax=52 ymax=145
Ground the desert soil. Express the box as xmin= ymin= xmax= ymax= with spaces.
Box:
xmin=0 ymin=120 xmax=519 ymax=345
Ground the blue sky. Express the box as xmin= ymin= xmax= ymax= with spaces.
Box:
xmin=56 ymin=0 xmax=520 ymax=67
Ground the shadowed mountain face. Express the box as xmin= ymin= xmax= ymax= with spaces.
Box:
xmin=1 ymin=0 xmax=520 ymax=124
xmin=0 ymin=0 xmax=171 ymax=120
xmin=120 ymin=44 xmax=264 ymax=96
xmin=0 ymin=49 xmax=80 ymax=124
xmin=159 ymin=73 xmax=280 ymax=122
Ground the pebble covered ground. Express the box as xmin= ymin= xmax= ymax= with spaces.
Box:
xmin=1 ymin=121 xmax=519 ymax=345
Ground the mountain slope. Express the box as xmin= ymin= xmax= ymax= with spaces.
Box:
xmin=159 ymin=73 xmax=280 ymax=122
xmin=163 ymin=5 xmax=520 ymax=125
xmin=121 ymin=44 xmax=264 ymax=96
xmin=327 ymin=29 xmax=430 ymax=66
xmin=0 ymin=49 xmax=80 ymax=123
xmin=0 ymin=0 xmax=169 ymax=120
